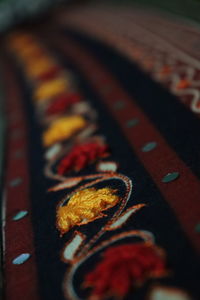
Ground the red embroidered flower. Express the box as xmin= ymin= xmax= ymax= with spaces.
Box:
xmin=36 ymin=65 xmax=62 ymax=82
xmin=47 ymin=93 xmax=82 ymax=116
xmin=57 ymin=142 xmax=109 ymax=175
xmin=84 ymin=243 xmax=167 ymax=299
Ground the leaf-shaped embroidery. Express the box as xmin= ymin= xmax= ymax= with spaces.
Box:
xmin=106 ymin=204 xmax=146 ymax=231
xmin=149 ymin=286 xmax=191 ymax=300
xmin=62 ymin=232 xmax=86 ymax=263
xmin=48 ymin=177 xmax=83 ymax=192
xmin=57 ymin=187 xmax=120 ymax=235
xmin=45 ymin=143 xmax=62 ymax=160
xmin=96 ymin=161 xmax=118 ymax=173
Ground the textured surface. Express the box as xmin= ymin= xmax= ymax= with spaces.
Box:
xmin=1 ymin=4 xmax=200 ymax=300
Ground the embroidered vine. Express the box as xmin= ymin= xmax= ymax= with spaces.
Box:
xmin=7 ymin=31 xmax=168 ymax=300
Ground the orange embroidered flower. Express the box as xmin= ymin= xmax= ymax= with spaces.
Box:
xmin=19 ymin=44 xmax=42 ymax=58
xmin=84 ymin=243 xmax=167 ymax=299
xmin=26 ymin=56 xmax=55 ymax=69
xmin=176 ymin=79 xmax=190 ymax=89
xmin=159 ymin=65 xmax=171 ymax=75
xmin=27 ymin=63 xmax=57 ymax=80
xmin=21 ymin=45 xmax=45 ymax=58
xmin=43 ymin=115 xmax=86 ymax=147
xmin=8 ymin=36 xmax=43 ymax=60
xmin=7 ymin=33 xmax=34 ymax=50
xmin=57 ymin=187 xmax=119 ymax=234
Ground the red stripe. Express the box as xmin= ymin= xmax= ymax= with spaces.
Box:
xmin=2 ymin=59 xmax=40 ymax=300
xmin=48 ymin=34 xmax=200 ymax=252
xmin=55 ymin=12 xmax=200 ymax=116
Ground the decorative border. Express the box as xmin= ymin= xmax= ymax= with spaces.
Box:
xmin=56 ymin=6 xmax=200 ymax=116
xmin=1 ymin=57 xmax=39 ymax=299
xmin=6 ymin=33 xmax=167 ymax=300
xmin=5 ymin=30 xmax=198 ymax=300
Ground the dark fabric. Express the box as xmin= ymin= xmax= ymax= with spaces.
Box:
xmin=9 ymin=39 xmax=200 ymax=299
xmin=1 ymin=13 xmax=200 ymax=300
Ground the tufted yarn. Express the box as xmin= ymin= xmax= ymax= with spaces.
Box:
xmin=57 ymin=187 xmax=119 ymax=234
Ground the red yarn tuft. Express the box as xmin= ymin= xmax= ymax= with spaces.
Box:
xmin=58 ymin=142 xmax=109 ymax=175
xmin=84 ymin=243 xmax=167 ymax=299
xmin=36 ymin=65 xmax=62 ymax=82
xmin=47 ymin=93 xmax=82 ymax=116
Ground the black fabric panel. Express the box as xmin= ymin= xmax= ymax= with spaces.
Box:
xmin=9 ymin=49 xmax=200 ymax=300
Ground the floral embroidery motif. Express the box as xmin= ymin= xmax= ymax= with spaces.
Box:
xmin=57 ymin=141 xmax=109 ymax=175
xmin=46 ymin=92 xmax=82 ymax=116
xmin=84 ymin=243 xmax=167 ymax=299
xmin=63 ymin=9 xmax=200 ymax=114
xmin=57 ymin=187 xmax=119 ymax=235
xmin=176 ymin=79 xmax=190 ymax=90
xmin=34 ymin=77 xmax=68 ymax=102
xmin=26 ymin=58 xmax=56 ymax=79
xmin=43 ymin=115 xmax=86 ymax=147
xmin=8 ymin=31 xmax=170 ymax=300
xmin=36 ymin=65 xmax=62 ymax=82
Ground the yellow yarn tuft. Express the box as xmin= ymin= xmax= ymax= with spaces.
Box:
xmin=34 ymin=77 xmax=68 ymax=101
xmin=26 ymin=59 xmax=57 ymax=79
xmin=26 ymin=56 xmax=55 ymax=68
xmin=57 ymin=187 xmax=119 ymax=234
xmin=7 ymin=33 xmax=33 ymax=49
xmin=43 ymin=115 xmax=86 ymax=147
xmin=18 ymin=44 xmax=40 ymax=57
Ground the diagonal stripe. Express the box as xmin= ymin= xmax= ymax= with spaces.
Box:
xmin=1 ymin=57 xmax=40 ymax=300
xmin=59 ymin=28 xmax=200 ymax=179
xmin=45 ymin=33 xmax=200 ymax=252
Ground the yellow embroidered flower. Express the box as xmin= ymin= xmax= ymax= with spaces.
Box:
xmin=7 ymin=33 xmax=33 ymax=49
xmin=57 ymin=187 xmax=119 ymax=234
xmin=26 ymin=58 xmax=56 ymax=79
xmin=26 ymin=56 xmax=54 ymax=68
xmin=20 ymin=47 xmax=45 ymax=61
xmin=34 ymin=77 xmax=68 ymax=101
xmin=43 ymin=115 xmax=86 ymax=147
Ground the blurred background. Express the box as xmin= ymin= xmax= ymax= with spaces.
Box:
xmin=0 ymin=0 xmax=200 ymax=33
